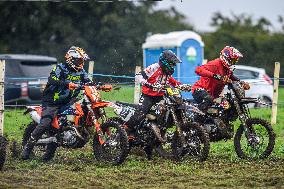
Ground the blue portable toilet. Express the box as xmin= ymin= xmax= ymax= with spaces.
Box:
xmin=142 ymin=31 xmax=204 ymax=99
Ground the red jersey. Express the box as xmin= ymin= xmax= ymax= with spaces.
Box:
xmin=192 ymin=58 xmax=238 ymax=98
xmin=136 ymin=63 xmax=181 ymax=96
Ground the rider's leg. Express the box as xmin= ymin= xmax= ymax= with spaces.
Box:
xmin=126 ymin=94 xmax=158 ymax=130
xmin=192 ymin=88 xmax=214 ymax=112
xmin=193 ymin=89 xmax=232 ymax=138
xmin=21 ymin=106 xmax=59 ymax=160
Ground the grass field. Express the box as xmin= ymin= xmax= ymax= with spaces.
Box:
xmin=0 ymin=87 xmax=283 ymax=188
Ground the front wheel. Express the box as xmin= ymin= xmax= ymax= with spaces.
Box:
xmin=234 ymin=118 xmax=275 ymax=159
xmin=93 ymin=119 xmax=129 ymax=165
xmin=172 ymin=122 xmax=210 ymax=162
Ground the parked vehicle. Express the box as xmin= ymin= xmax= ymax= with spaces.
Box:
xmin=105 ymin=84 xmax=210 ymax=162
xmin=22 ymin=83 xmax=129 ymax=165
xmin=0 ymin=54 xmax=57 ymax=104
xmin=186 ymin=80 xmax=275 ymax=159
xmin=232 ymin=65 xmax=273 ymax=107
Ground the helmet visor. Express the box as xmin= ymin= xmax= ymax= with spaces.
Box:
xmin=168 ymin=60 xmax=176 ymax=67
xmin=73 ymin=58 xmax=84 ymax=68
xmin=231 ymin=57 xmax=239 ymax=65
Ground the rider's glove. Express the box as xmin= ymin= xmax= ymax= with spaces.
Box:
xmin=240 ymin=81 xmax=250 ymax=90
xmin=222 ymin=75 xmax=232 ymax=84
xmin=68 ymin=82 xmax=79 ymax=90
xmin=213 ymin=74 xmax=232 ymax=83
xmin=178 ymin=84 xmax=192 ymax=91
xmin=99 ymin=84 xmax=113 ymax=92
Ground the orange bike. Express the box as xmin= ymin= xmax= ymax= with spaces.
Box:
xmin=22 ymin=84 xmax=129 ymax=165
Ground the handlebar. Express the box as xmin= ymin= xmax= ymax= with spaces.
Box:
xmin=145 ymin=83 xmax=191 ymax=92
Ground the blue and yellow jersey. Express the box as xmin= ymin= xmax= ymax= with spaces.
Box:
xmin=42 ymin=63 xmax=91 ymax=106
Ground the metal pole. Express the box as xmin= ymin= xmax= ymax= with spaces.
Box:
xmin=0 ymin=60 xmax=5 ymax=136
xmin=134 ymin=66 xmax=141 ymax=104
xmin=271 ymin=62 xmax=280 ymax=125
xmin=88 ymin=61 xmax=94 ymax=81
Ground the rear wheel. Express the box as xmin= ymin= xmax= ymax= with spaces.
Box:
xmin=93 ymin=119 xmax=129 ymax=165
xmin=173 ymin=122 xmax=210 ymax=162
xmin=234 ymin=118 xmax=275 ymax=159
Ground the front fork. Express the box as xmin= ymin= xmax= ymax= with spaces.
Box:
xmin=233 ymin=97 xmax=256 ymax=142
xmin=170 ymin=108 xmax=186 ymax=145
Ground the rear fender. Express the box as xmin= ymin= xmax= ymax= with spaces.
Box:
xmin=24 ymin=106 xmax=42 ymax=124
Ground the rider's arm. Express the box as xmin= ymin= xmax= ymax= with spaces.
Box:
xmin=48 ymin=65 xmax=69 ymax=88
xmin=230 ymin=74 xmax=240 ymax=81
xmin=135 ymin=64 xmax=158 ymax=86
xmin=168 ymin=76 xmax=181 ymax=87
xmin=81 ymin=69 xmax=92 ymax=84
xmin=195 ymin=61 xmax=218 ymax=78
xmin=135 ymin=71 xmax=148 ymax=85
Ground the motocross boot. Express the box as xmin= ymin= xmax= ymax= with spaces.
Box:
xmin=21 ymin=136 xmax=37 ymax=160
xmin=42 ymin=142 xmax=57 ymax=162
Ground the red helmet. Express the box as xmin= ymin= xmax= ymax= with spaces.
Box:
xmin=220 ymin=46 xmax=243 ymax=67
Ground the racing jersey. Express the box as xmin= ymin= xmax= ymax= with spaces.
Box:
xmin=192 ymin=58 xmax=239 ymax=98
xmin=136 ymin=63 xmax=181 ymax=96
xmin=42 ymin=63 xmax=91 ymax=106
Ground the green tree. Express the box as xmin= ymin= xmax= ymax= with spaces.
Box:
xmin=202 ymin=12 xmax=284 ymax=78
xmin=0 ymin=1 xmax=193 ymax=76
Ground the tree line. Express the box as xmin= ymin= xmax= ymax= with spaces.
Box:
xmin=0 ymin=1 xmax=283 ymax=78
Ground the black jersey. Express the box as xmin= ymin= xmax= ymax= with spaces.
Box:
xmin=42 ymin=63 xmax=91 ymax=106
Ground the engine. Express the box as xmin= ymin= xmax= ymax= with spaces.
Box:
xmin=57 ymin=116 xmax=87 ymax=148
xmin=62 ymin=129 xmax=78 ymax=148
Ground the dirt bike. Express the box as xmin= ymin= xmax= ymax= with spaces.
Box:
xmin=186 ymin=80 xmax=275 ymax=159
xmin=22 ymin=83 xmax=129 ymax=165
xmin=104 ymin=84 xmax=210 ymax=161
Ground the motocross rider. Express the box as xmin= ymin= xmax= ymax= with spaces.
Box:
xmin=125 ymin=50 xmax=190 ymax=158
xmin=191 ymin=46 xmax=250 ymax=138
xmin=22 ymin=46 xmax=92 ymax=161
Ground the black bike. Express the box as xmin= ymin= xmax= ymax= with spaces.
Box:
xmin=186 ymin=81 xmax=275 ymax=159
xmin=106 ymin=84 xmax=210 ymax=162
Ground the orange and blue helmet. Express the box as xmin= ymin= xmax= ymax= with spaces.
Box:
xmin=65 ymin=46 xmax=90 ymax=71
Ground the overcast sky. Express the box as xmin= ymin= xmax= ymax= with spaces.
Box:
xmin=154 ymin=0 xmax=284 ymax=32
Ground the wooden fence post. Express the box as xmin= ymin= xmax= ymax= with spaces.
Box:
xmin=134 ymin=66 xmax=141 ymax=104
xmin=271 ymin=62 xmax=280 ymax=125
xmin=0 ymin=60 xmax=5 ymax=136
xmin=88 ymin=61 xmax=94 ymax=81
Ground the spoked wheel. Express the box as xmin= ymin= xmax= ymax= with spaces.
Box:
xmin=155 ymin=127 xmax=175 ymax=159
xmin=173 ymin=122 xmax=210 ymax=162
xmin=234 ymin=118 xmax=275 ymax=159
xmin=93 ymin=119 xmax=129 ymax=165
xmin=22 ymin=122 xmax=47 ymax=158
